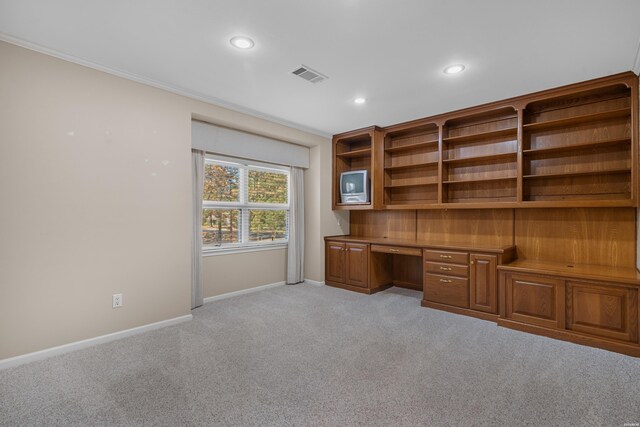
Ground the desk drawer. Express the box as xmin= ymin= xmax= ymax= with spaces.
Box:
xmin=424 ymin=249 xmax=468 ymax=265
xmin=371 ymin=245 xmax=422 ymax=257
xmin=425 ymin=261 xmax=469 ymax=278
xmin=424 ymin=274 xmax=469 ymax=308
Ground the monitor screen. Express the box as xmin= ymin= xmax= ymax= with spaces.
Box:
xmin=341 ymin=172 xmax=364 ymax=194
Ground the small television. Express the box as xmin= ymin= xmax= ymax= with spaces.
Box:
xmin=340 ymin=170 xmax=370 ymax=203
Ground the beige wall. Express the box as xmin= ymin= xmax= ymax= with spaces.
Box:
xmin=0 ymin=41 xmax=328 ymax=360
xmin=304 ymin=142 xmax=349 ymax=282
xmin=203 ymin=249 xmax=287 ymax=297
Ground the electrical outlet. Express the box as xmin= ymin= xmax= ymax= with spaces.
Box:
xmin=112 ymin=293 xmax=123 ymax=308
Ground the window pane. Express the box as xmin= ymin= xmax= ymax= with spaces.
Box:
xmin=202 ymin=209 xmax=240 ymax=245
xmin=249 ymin=210 xmax=287 ymax=242
xmin=248 ymin=170 xmax=288 ymax=204
xmin=203 ymin=164 xmax=240 ymax=202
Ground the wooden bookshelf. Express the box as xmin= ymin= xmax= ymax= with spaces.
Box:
xmin=522 ymin=82 xmax=633 ymax=203
xmin=382 ymin=121 xmax=440 ymax=207
xmin=442 ymin=107 xmax=518 ymax=204
xmin=332 ymin=126 xmax=381 ymax=210
xmin=331 ymin=72 xmax=639 ymax=210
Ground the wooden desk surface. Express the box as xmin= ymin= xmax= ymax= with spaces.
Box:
xmin=497 ymin=259 xmax=640 ymax=286
xmin=324 ymin=235 xmax=515 ymax=254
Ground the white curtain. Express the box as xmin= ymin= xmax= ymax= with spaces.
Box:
xmin=287 ymin=167 xmax=305 ymax=284
xmin=191 ymin=149 xmax=205 ymax=308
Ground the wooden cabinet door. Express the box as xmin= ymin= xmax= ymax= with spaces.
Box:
xmin=469 ymin=254 xmax=497 ymax=314
xmin=566 ymin=281 xmax=638 ymax=343
xmin=346 ymin=243 xmax=369 ymax=288
xmin=504 ymin=273 xmax=565 ymax=329
xmin=325 ymin=241 xmax=346 ymax=284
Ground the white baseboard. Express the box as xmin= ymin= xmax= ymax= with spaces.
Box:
xmin=304 ymin=279 xmax=325 ymax=286
xmin=203 ymin=281 xmax=286 ymax=304
xmin=0 ymin=314 xmax=192 ymax=371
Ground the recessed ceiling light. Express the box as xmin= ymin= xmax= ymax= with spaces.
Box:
xmin=230 ymin=36 xmax=254 ymax=49
xmin=354 ymin=97 xmax=366 ymax=104
xmin=443 ymin=64 xmax=465 ymax=74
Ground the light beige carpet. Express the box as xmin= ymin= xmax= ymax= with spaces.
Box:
xmin=1 ymin=283 xmax=638 ymax=426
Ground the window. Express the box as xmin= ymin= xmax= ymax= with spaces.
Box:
xmin=202 ymin=155 xmax=289 ymax=253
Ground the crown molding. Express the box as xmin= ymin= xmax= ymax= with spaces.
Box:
xmin=0 ymin=33 xmax=331 ymax=139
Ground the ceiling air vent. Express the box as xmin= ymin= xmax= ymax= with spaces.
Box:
xmin=291 ymin=65 xmax=328 ymax=84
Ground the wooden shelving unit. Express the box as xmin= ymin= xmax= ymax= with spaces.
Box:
xmin=327 ymin=72 xmax=640 ymax=357
xmin=522 ymin=82 xmax=633 ymax=203
xmin=382 ymin=121 xmax=439 ymax=207
xmin=442 ymin=107 xmax=519 ymax=204
xmin=332 ymin=126 xmax=381 ymax=210
xmin=331 ymin=72 xmax=639 ymax=210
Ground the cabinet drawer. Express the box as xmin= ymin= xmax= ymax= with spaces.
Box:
xmin=424 ymin=261 xmax=469 ymax=278
xmin=371 ymin=244 xmax=422 ymax=257
xmin=424 ymin=273 xmax=469 ymax=308
xmin=424 ymin=249 xmax=468 ymax=265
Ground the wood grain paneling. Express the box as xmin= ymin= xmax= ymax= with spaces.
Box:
xmin=514 ymin=208 xmax=636 ymax=267
xmin=350 ymin=210 xmax=416 ymax=239
xmin=369 ymin=252 xmax=393 ymax=288
xmin=504 ymin=272 xmax=565 ymax=329
xmin=325 ymin=241 xmax=346 ymax=284
xmin=470 ymin=254 xmax=498 ymax=313
xmin=566 ymin=281 xmax=638 ymax=343
xmin=425 ymin=261 xmax=469 ymax=277
xmin=423 ymin=249 xmax=469 ymax=265
xmin=345 ymin=243 xmax=369 ymax=287
xmin=424 ymin=274 xmax=469 ymax=308
xmin=417 ymin=209 xmax=514 ymax=247
xmin=393 ymin=256 xmax=423 ymax=290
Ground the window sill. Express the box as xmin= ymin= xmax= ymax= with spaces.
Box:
xmin=202 ymin=242 xmax=288 ymax=257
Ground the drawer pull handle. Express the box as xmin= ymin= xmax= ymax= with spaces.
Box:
xmin=439 ymin=279 xmax=452 ymax=283
xmin=439 ymin=255 xmax=452 ymax=259
xmin=439 ymin=267 xmax=452 ymax=271
xmin=390 ymin=249 xmax=400 ymax=252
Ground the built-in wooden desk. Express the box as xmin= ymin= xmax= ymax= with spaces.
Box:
xmin=325 ymin=236 xmax=640 ymax=356
xmin=324 ymin=235 xmax=516 ymax=320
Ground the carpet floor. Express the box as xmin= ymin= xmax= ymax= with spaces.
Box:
xmin=1 ymin=283 xmax=639 ymax=426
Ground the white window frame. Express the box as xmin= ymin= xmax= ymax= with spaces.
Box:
xmin=202 ymin=154 xmax=290 ymax=255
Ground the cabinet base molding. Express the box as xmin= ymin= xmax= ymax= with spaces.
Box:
xmin=421 ymin=300 xmax=499 ymax=322
xmin=393 ymin=279 xmax=422 ymax=291
xmin=325 ymin=280 xmax=392 ymax=295
xmin=497 ymin=318 xmax=640 ymax=358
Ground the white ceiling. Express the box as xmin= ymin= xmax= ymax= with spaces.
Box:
xmin=1 ymin=0 xmax=640 ymax=137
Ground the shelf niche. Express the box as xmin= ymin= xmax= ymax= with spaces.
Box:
xmin=383 ymin=122 xmax=439 ymax=207
xmin=442 ymin=107 xmax=518 ymax=204
xmin=332 ymin=126 xmax=380 ymax=210
xmin=522 ymin=83 xmax=633 ymax=203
